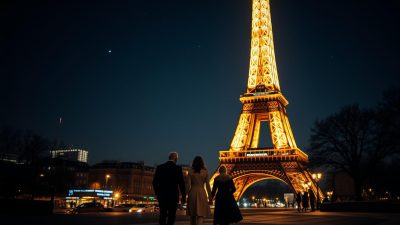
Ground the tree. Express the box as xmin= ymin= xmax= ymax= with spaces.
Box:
xmin=18 ymin=130 xmax=50 ymax=165
xmin=376 ymin=87 xmax=400 ymax=156
xmin=309 ymin=105 xmax=375 ymax=199
xmin=308 ymin=88 xmax=400 ymax=200
xmin=0 ymin=127 xmax=50 ymax=164
xmin=0 ymin=127 xmax=21 ymax=160
xmin=0 ymin=127 xmax=51 ymax=198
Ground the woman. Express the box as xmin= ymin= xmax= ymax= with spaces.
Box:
xmin=187 ymin=156 xmax=212 ymax=225
xmin=211 ymin=165 xmax=242 ymax=225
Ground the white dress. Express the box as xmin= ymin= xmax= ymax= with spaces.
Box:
xmin=186 ymin=169 xmax=211 ymax=216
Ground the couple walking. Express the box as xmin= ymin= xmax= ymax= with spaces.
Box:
xmin=152 ymin=152 xmax=242 ymax=225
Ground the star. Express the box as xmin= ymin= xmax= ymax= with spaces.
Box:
xmin=108 ymin=49 xmax=112 ymax=54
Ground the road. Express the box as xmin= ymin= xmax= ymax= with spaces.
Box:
xmin=2 ymin=208 xmax=399 ymax=225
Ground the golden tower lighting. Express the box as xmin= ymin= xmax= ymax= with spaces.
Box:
xmin=212 ymin=0 xmax=323 ymax=201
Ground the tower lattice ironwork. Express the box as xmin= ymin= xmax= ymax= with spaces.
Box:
xmin=212 ymin=0 xmax=323 ymax=200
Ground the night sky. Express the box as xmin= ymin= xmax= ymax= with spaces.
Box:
xmin=1 ymin=0 xmax=399 ymax=171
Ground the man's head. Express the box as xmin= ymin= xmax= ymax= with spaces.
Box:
xmin=168 ymin=152 xmax=179 ymax=163
xmin=219 ymin=165 xmax=227 ymax=174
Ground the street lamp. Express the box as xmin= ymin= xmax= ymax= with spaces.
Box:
xmin=312 ymin=173 xmax=322 ymax=210
xmin=105 ymin=174 xmax=111 ymax=188
xmin=114 ymin=192 xmax=120 ymax=206
xmin=326 ymin=191 xmax=333 ymax=201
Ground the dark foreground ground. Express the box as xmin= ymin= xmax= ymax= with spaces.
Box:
xmin=2 ymin=208 xmax=400 ymax=225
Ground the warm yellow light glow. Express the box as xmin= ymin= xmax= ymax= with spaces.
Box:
xmin=212 ymin=0 xmax=323 ymax=201
xmin=247 ymin=0 xmax=280 ymax=93
xmin=114 ymin=193 xmax=120 ymax=199
xmin=312 ymin=173 xmax=322 ymax=181
xmin=106 ymin=174 xmax=111 ymax=178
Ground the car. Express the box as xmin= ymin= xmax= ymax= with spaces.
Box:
xmin=128 ymin=204 xmax=155 ymax=213
xmin=112 ymin=204 xmax=135 ymax=212
xmin=72 ymin=202 xmax=105 ymax=213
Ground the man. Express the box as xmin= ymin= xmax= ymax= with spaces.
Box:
xmin=153 ymin=152 xmax=186 ymax=225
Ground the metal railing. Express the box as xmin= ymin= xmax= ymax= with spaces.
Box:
xmin=219 ymin=148 xmax=308 ymax=162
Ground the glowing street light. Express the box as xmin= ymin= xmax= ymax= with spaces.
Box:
xmin=105 ymin=174 xmax=111 ymax=188
xmin=326 ymin=191 xmax=333 ymax=200
xmin=312 ymin=173 xmax=322 ymax=210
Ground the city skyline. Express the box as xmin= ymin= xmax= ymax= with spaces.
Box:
xmin=1 ymin=0 xmax=399 ymax=170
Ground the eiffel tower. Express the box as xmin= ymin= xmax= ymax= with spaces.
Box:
xmin=212 ymin=0 xmax=323 ymax=201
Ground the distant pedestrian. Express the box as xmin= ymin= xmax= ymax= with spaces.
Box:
xmin=296 ymin=192 xmax=302 ymax=212
xmin=211 ymin=165 xmax=243 ymax=225
xmin=302 ymin=192 xmax=309 ymax=212
xmin=309 ymin=189 xmax=316 ymax=211
xmin=153 ymin=152 xmax=186 ymax=225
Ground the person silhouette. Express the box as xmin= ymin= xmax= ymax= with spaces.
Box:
xmin=309 ymin=189 xmax=316 ymax=212
xmin=186 ymin=156 xmax=212 ymax=225
xmin=296 ymin=192 xmax=302 ymax=212
xmin=211 ymin=165 xmax=243 ymax=225
xmin=153 ymin=152 xmax=186 ymax=225
xmin=302 ymin=191 xmax=309 ymax=212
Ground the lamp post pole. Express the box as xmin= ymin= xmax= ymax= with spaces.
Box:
xmin=312 ymin=173 xmax=322 ymax=210
xmin=105 ymin=174 xmax=110 ymax=189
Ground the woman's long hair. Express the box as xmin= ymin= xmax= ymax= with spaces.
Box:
xmin=192 ymin=156 xmax=206 ymax=173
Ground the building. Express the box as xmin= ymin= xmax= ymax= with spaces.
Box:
xmin=66 ymin=189 xmax=114 ymax=208
xmin=38 ymin=158 xmax=90 ymax=192
xmin=88 ymin=161 xmax=156 ymax=202
xmin=0 ymin=153 xmax=18 ymax=163
xmin=50 ymin=149 xmax=89 ymax=163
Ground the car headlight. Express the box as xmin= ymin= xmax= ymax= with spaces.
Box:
xmin=129 ymin=209 xmax=132 ymax=213
xmin=137 ymin=209 xmax=143 ymax=213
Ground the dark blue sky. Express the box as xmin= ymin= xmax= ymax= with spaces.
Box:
xmin=1 ymin=0 xmax=399 ymax=171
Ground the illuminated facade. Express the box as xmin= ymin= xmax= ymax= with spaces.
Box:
xmin=88 ymin=161 xmax=155 ymax=201
xmin=213 ymin=0 xmax=323 ymax=200
xmin=50 ymin=149 xmax=88 ymax=163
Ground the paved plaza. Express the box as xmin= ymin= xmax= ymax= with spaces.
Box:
xmin=2 ymin=208 xmax=400 ymax=225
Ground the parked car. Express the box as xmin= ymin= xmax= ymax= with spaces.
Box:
xmin=112 ymin=204 xmax=135 ymax=212
xmin=128 ymin=204 xmax=155 ymax=213
xmin=72 ymin=202 xmax=105 ymax=213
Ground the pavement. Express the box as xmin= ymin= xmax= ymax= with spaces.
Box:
xmin=2 ymin=208 xmax=400 ymax=225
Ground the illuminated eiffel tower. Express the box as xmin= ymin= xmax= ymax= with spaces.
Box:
xmin=212 ymin=0 xmax=323 ymax=200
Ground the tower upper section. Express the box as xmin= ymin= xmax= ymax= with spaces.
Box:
xmin=246 ymin=0 xmax=280 ymax=94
